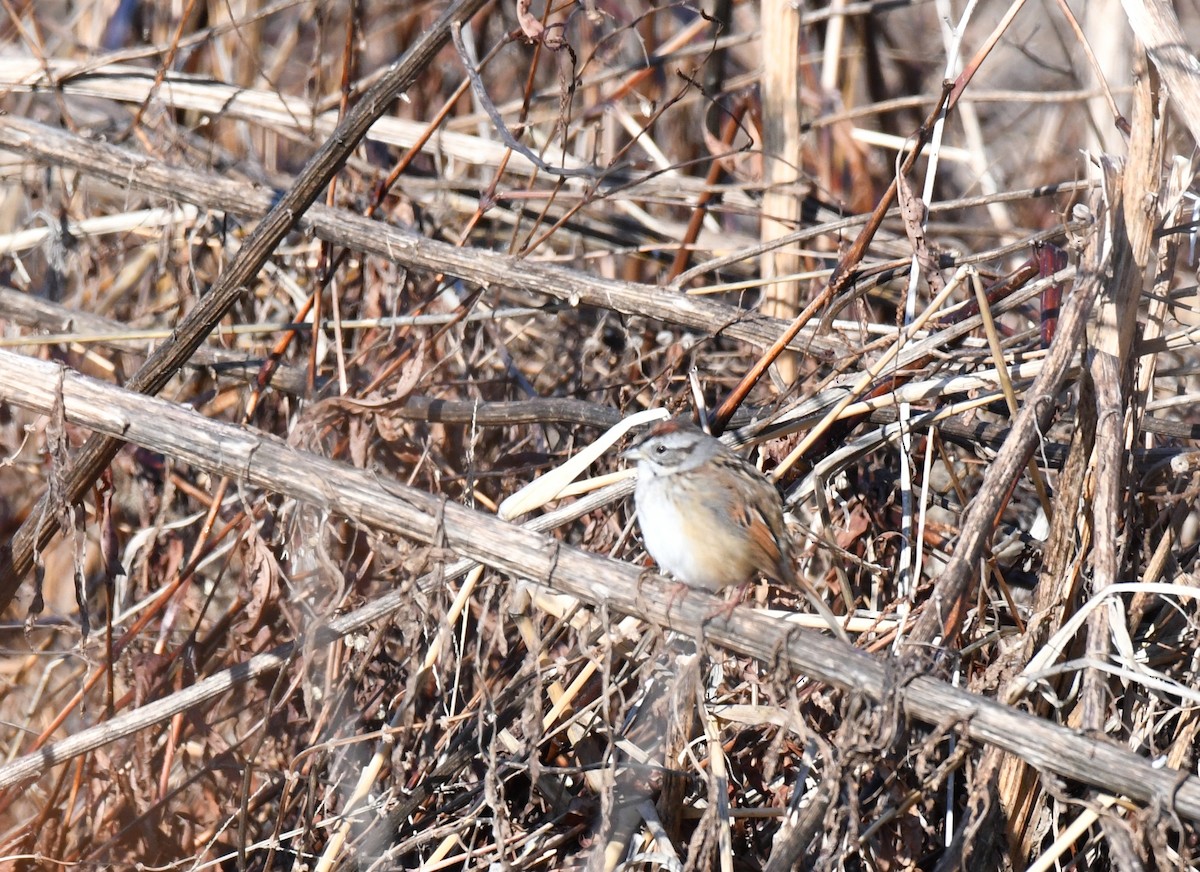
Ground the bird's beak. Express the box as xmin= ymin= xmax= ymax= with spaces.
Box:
xmin=622 ymin=444 xmax=644 ymax=463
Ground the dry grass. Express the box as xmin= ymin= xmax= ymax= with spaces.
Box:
xmin=0 ymin=0 xmax=1199 ymax=869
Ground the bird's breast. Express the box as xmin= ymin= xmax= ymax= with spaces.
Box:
xmin=633 ymin=475 xmax=756 ymax=590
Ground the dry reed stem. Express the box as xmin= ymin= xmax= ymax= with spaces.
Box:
xmin=3 ymin=348 xmax=1200 ymax=819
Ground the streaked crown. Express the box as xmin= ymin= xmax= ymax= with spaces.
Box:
xmin=624 ymin=419 xmax=722 ymax=475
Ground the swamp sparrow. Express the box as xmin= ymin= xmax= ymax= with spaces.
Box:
xmin=624 ymin=419 xmax=849 ymax=641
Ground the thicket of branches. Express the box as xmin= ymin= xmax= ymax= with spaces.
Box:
xmin=1 ymin=0 xmax=1199 ymax=869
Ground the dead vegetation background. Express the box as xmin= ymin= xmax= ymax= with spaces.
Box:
xmin=0 ymin=0 xmax=1199 ymax=868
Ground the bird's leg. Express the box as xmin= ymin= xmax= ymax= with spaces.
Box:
xmin=663 ymin=578 xmax=692 ymax=619
xmin=704 ymin=581 xmax=752 ymax=624
xmin=634 ymin=565 xmax=697 ymax=620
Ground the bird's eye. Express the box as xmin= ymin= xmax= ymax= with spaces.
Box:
xmin=654 ymin=444 xmax=666 ymax=455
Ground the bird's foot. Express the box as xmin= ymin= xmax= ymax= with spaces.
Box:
xmin=703 ymin=582 xmax=750 ymax=625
